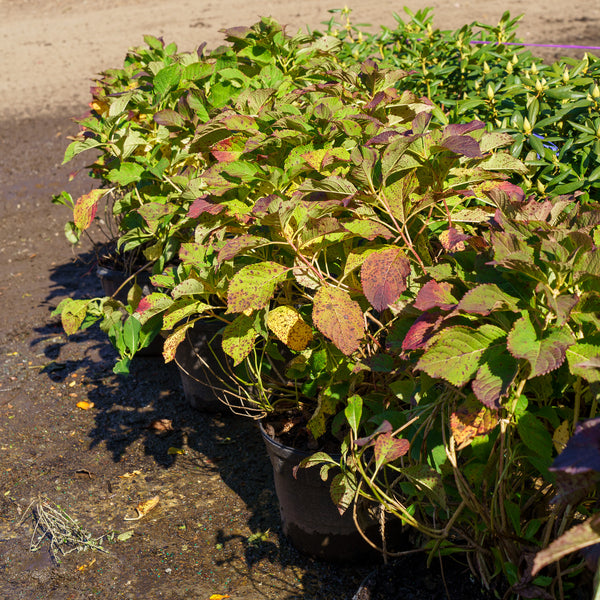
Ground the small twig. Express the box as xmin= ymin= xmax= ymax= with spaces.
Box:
xmin=17 ymin=496 xmax=109 ymax=562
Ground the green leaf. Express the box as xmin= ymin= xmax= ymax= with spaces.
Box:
xmin=108 ymin=162 xmax=145 ymax=186
xmin=330 ymin=472 xmax=356 ymax=515
xmin=226 ymin=262 xmax=288 ymax=314
xmin=122 ymin=316 xmax=141 ymax=354
xmin=162 ymin=299 xmax=212 ymax=331
xmin=416 ymin=325 xmax=506 ymax=387
xmin=154 ymin=64 xmax=181 ymax=96
xmin=566 ymin=343 xmax=600 ymax=383
xmin=472 ymin=345 xmax=518 ymax=409
xmin=517 ymin=412 xmax=553 ymax=459
xmin=457 ymin=284 xmax=520 ymax=315
xmin=361 ymin=246 xmax=411 ymax=311
xmin=222 ymin=314 xmax=256 ymax=366
xmin=507 ymin=314 xmax=574 ymax=378
xmin=312 ymin=286 xmax=365 ymax=355
xmin=345 ymin=394 xmax=363 ymax=437
xmin=480 ymin=152 xmax=529 ymax=174
xmin=403 ymin=463 xmax=447 ymax=510
xmin=60 ymin=299 xmax=91 ymax=335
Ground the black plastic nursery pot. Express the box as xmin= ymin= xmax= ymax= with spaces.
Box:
xmin=260 ymin=422 xmax=387 ymax=562
xmin=174 ymin=320 xmax=229 ymax=413
xmin=97 ymin=265 xmax=153 ymax=303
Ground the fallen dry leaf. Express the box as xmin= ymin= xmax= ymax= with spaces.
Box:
xmin=124 ymin=495 xmax=159 ymax=521
xmin=147 ymin=418 xmax=173 ymax=433
xmin=118 ymin=470 xmax=142 ymax=479
xmin=209 ymin=595 xmax=231 ymax=600
xmin=76 ymin=557 xmax=96 ymax=571
xmin=76 ymin=401 xmax=94 ymax=410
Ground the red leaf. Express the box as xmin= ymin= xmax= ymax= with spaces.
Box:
xmin=73 ymin=189 xmax=104 ymax=230
xmin=413 ymin=280 xmax=457 ymax=311
xmin=402 ymin=313 xmax=445 ymax=350
xmin=361 ymin=247 xmax=411 ymax=311
xmin=187 ymin=196 xmax=225 ymax=218
xmin=374 ymin=432 xmax=410 ymax=468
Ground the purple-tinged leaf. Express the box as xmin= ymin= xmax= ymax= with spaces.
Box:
xmin=532 ymin=514 xmax=600 ymax=577
xmin=416 ymin=324 xmax=506 ymax=387
xmin=412 ymin=111 xmax=431 ymax=134
xmin=313 ymin=286 xmax=364 ymax=356
xmin=330 ymin=472 xmax=355 ymax=515
xmin=439 ymin=227 xmax=470 ymax=252
xmin=217 ymin=234 xmax=266 ymax=264
xmin=457 ymin=284 xmax=520 ymax=316
xmin=222 ymin=25 xmax=253 ymax=40
xmin=226 ymin=262 xmax=288 ymax=314
xmin=402 ymin=313 xmax=445 ymax=351
xmin=361 ymin=247 xmax=411 ymax=311
xmin=355 ymin=420 xmax=393 ymax=447
xmin=439 ymin=135 xmax=483 ymax=158
xmin=365 ymin=130 xmax=402 ymax=146
xmin=252 ymin=194 xmax=278 ymax=216
xmin=550 ymin=417 xmax=600 ymax=475
xmin=472 ymin=345 xmax=518 ymax=409
xmin=211 ymin=136 xmax=244 ymax=163
xmin=187 ymin=196 xmax=225 ymax=218
xmin=218 ymin=113 xmax=258 ymax=132
xmin=179 ymin=242 xmax=208 ymax=268
xmin=413 ymin=280 xmax=457 ymax=312
xmin=374 ymin=433 xmax=410 ymax=470
xmin=344 ymin=219 xmax=394 ymax=241
xmin=153 ymin=109 xmax=185 ymax=128
xmin=507 ymin=314 xmax=574 ymax=378
xmin=364 ymin=91 xmax=386 ymax=111
xmin=137 ymin=202 xmax=173 ymax=227
xmin=443 ymin=121 xmax=485 ymax=137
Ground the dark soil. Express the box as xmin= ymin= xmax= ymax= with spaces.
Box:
xmin=0 ymin=115 xmax=377 ymax=599
xmin=353 ymin=554 xmax=500 ymax=600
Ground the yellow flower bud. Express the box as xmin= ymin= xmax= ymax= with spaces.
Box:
xmin=486 ymin=83 xmax=495 ymax=100
xmin=506 ymin=62 xmax=513 ymax=75
xmin=537 ymin=179 xmax=546 ymax=194
xmin=483 ymin=61 xmax=490 ymax=74
xmin=535 ymin=79 xmax=544 ymax=93
xmin=523 ymin=117 xmax=532 ymax=134
xmin=562 ymin=68 xmax=570 ymax=83
xmin=511 ymin=54 xmax=519 ymax=65
xmin=592 ymin=83 xmax=600 ymax=99
xmin=357 ymin=31 xmax=363 ymax=43
xmin=531 ymin=63 xmax=538 ymax=75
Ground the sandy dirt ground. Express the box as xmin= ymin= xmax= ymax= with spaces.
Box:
xmin=0 ymin=1 xmax=598 ymax=599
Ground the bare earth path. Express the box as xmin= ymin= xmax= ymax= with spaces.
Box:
xmin=0 ymin=2 xmax=598 ymax=599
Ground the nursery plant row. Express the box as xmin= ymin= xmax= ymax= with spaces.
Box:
xmin=51 ymin=8 xmax=600 ymax=599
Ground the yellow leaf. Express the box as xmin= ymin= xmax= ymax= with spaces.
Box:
xmin=76 ymin=401 xmax=94 ymax=410
xmin=167 ymin=447 xmax=186 ymax=455
xmin=553 ymin=420 xmax=570 ymax=453
xmin=267 ymin=306 xmax=313 ymax=352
